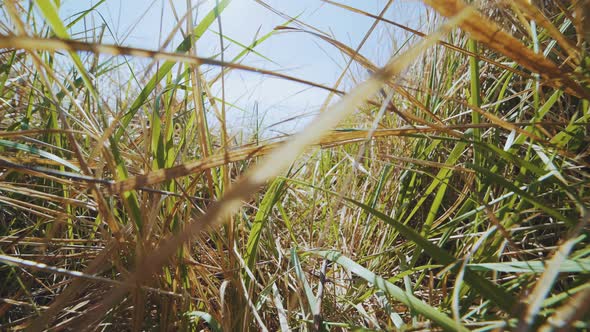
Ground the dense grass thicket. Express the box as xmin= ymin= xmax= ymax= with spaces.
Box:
xmin=1 ymin=0 xmax=589 ymax=331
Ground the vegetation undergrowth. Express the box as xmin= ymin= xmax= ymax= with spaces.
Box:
xmin=0 ymin=0 xmax=589 ymax=331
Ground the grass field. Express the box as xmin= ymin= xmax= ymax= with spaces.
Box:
xmin=0 ymin=0 xmax=589 ymax=331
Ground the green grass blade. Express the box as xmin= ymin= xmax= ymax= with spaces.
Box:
xmin=65 ymin=0 xmax=106 ymax=29
xmin=403 ymin=139 xmax=468 ymax=228
xmin=115 ymin=0 xmax=232 ymax=140
xmin=466 ymin=163 xmax=576 ymax=225
xmin=467 ymin=39 xmax=482 ymax=174
xmin=291 ymin=247 xmax=317 ymax=312
xmin=185 ymin=311 xmax=222 ymax=332
xmin=34 ymin=0 xmax=96 ymax=96
xmin=468 ymin=258 xmax=589 ymax=273
xmin=0 ymin=139 xmax=79 ymax=172
xmin=284 ymin=177 xmax=517 ymax=312
xmin=245 ymin=178 xmax=286 ymax=270
xmin=312 ymin=250 xmax=469 ymax=332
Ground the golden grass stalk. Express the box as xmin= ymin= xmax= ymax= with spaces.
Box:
xmin=423 ymin=0 xmax=590 ymax=99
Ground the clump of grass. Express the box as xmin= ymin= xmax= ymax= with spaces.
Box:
xmin=0 ymin=0 xmax=589 ymax=331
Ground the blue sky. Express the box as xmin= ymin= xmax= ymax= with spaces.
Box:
xmin=57 ymin=0 xmax=428 ymax=135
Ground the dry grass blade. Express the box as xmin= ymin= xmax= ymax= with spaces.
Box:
xmin=322 ymin=0 xmax=531 ymax=79
xmin=24 ymin=238 xmax=123 ymax=331
xmin=4 ymin=1 xmax=588 ymax=329
xmin=0 ymin=255 xmax=184 ymax=299
xmin=539 ymin=287 xmax=590 ymax=332
xmin=0 ymin=35 xmax=342 ymax=95
xmin=1 ymin=5 xmax=124 ymax=243
xmin=1 ymin=122 xmax=556 ymax=194
xmin=382 ymin=154 xmax=475 ymax=174
xmin=516 ymin=210 xmax=590 ymax=331
xmin=0 ymin=129 xmax=91 ymax=138
xmin=70 ymin=10 xmax=471 ymax=328
xmin=508 ymin=0 xmax=580 ymax=65
xmin=275 ymin=26 xmax=445 ymax=125
xmin=573 ymin=0 xmax=590 ymax=46
xmin=111 ymin=124 xmax=491 ymax=193
xmin=317 ymin=0 xmax=394 ymax=115
xmin=422 ymin=0 xmax=590 ymax=99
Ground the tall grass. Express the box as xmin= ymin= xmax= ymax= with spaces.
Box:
xmin=0 ymin=0 xmax=589 ymax=331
